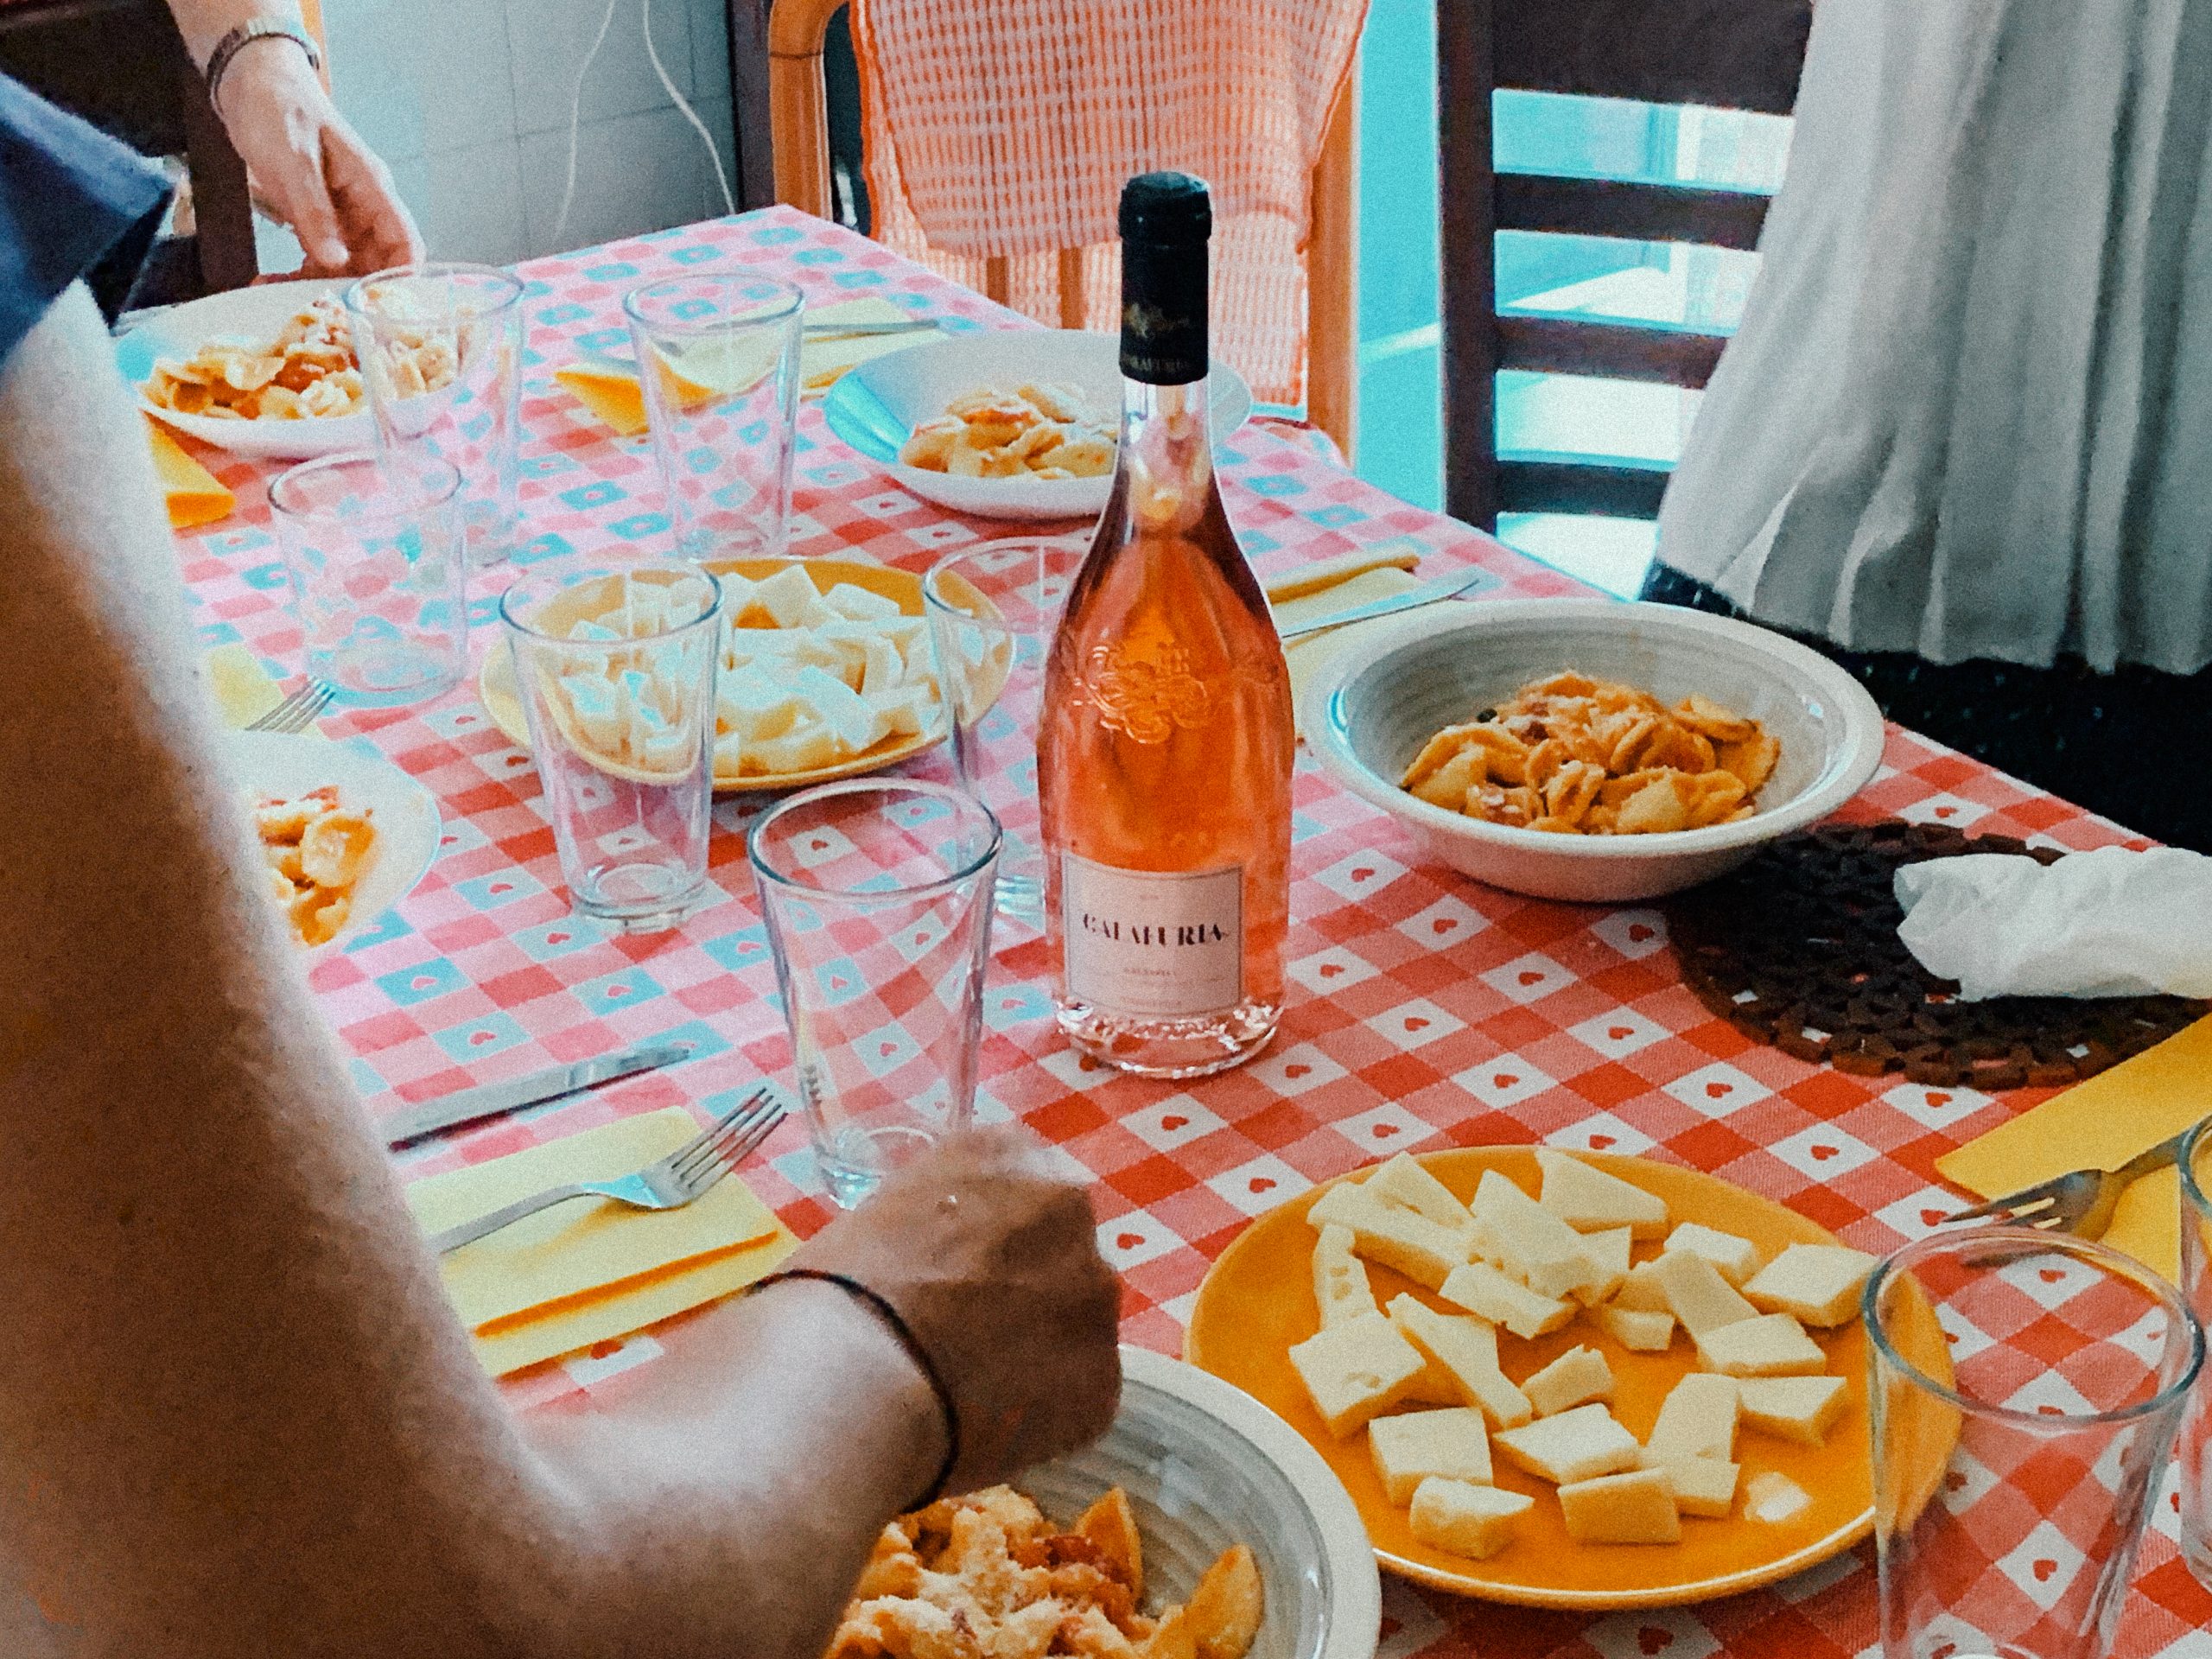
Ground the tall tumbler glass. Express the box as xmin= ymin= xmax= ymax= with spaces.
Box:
xmin=345 ymin=263 xmax=524 ymax=569
xmin=500 ymin=558 xmax=723 ymax=932
xmin=922 ymin=537 xmax=1084 ymax=930
xmin=269 ymin=450 xmax=467 ymax=707
xmin=749 ymin=780 xmax=999 ymax=1208
xmin=622 ymin=270 xmax=802 ymax=562
xmin=1868 ymin=1230 xmax=2202 ymax=1659
xmin=2175 ymin=1114 xmax=2212 ymax=1589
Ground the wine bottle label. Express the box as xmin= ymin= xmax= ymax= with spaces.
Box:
xmin=1061 ymin=853 xmax=1244 ymax=1018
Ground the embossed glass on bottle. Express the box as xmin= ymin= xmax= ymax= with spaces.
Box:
xmin=1037 ymin=172 xmax=1294 ymax=1077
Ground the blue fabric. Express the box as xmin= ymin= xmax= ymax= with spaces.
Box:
xmin=0 ymin=73 xmax=171 ymax=366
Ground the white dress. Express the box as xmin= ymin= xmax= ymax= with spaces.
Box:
xmin=1656 ymin=0 xmax=2212 ymax=675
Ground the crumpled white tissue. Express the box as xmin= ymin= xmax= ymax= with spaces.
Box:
xmin=1893 ymin=847 xmax=2212 ymax=1001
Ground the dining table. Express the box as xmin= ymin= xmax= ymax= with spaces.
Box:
xmin=172 ymin=205 xmax=2212 ymax=1659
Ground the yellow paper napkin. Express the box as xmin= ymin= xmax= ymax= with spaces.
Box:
xmin=1934 ymin=1014 xmax=2212 ymax=1282
xmin=1264 ymin=542 xmax=1426 ymax=734
xmin=556 ymin=298 xmax=940 ymax=437
xmin=205 ymin=642 xmax=287 ymax=729
xmin=146 ymin=416 xmax=235 ymax=529
xmin=405 ymin=1107 xmax=798 ymax=1376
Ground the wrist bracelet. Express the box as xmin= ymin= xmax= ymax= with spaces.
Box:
xmin=204 ymin=22 xmax=323 ymax=118
xmin=750 ymin=1268 xmax=961 ymax=1512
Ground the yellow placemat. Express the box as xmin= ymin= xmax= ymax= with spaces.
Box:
xmin=1265 ymin=543 xmax=1427 ymax=736
xmin=147 ymin=416 xmax=234 ymax=529
xmin=1934 ymin=1014 xmax=2212 ymax=1282
xmin=556 ymin=299 xmax=939 ymax=436
xmin=405 ymin=1107 xmax=798 ymax=1376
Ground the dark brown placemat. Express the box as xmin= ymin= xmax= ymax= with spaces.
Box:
xmin=1664 ymin=821 xmax=2208 ymax=1089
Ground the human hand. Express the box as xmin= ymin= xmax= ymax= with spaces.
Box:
xmin=793 ymin=1127 xmax=1122 ymax=1493
xmin=215 ymin=41 xmax=423 ymax=276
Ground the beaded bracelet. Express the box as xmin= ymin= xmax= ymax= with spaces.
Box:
xmin=750 ymin=1268 xmax=961 ymax=1511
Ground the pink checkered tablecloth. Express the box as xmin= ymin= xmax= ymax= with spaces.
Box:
xmin=169 ymin=207 xmax=2210 ymax=1658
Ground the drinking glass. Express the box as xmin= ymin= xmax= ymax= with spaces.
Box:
xmin=345 ymin=262 xmax=524 ymax=569
xmin=922 ymin=537 xmax=1084 ymax=928
xmin=269 ymin=450 xmax=467 ymax=708
xmin=622 ymin=270 xmax=803 ymax=562
xmin=748 ymin=781 xmax=1000 ymax=1208
xmin=500 ymin=558 xmax=723 ymax=933
xmin=2175 ymin=1114 xmax=2212 ymax=1589
xmin=1868 ymin=1230 xmax=2202 ymax=1659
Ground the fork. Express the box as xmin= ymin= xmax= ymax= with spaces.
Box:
xmin=1934 ymin=1128 xmax=2193 ymax=1238
xmin=245 ymin=679 xmax=336 ymax=734
xmin=429 ymin=1089 xmax=784 ymax=1255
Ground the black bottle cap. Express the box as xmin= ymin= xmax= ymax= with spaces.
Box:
xmin=1119 ymin=172 xmax=1212 ymax=246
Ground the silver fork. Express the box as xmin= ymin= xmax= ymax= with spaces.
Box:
xmin=429 ymin=1089 xmax=784 ymax=1255
xmin=245 ymin=680 xmax=336 ymax=734
xmin=1935 ymin=1128 xmax=2193 ymax=1238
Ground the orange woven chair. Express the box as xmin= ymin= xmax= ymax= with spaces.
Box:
xmin=768 ymin=0 xmax=1363 ymax=461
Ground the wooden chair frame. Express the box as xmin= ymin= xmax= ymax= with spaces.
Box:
xmin=1436 ymin=0 xmax=1812 ymax=528
xmin=766 ymin=0 xmax=1361 ymax=459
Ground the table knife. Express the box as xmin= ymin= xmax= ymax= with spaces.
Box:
xmin=382 ymin=1041 xmax=694 ymax=1147
xmin=1274 ymin=570 xmax=1492 ymax=640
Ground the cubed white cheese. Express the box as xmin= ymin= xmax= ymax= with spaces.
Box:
xmin=1386 ymin=1294 xmax=1533 ymax=1428
xmin=1535 ymin=1149 xmax=1671 ymax=1239
xmin=743 ymin=717 xmax=838 ymax=774
xmin=1744 ymin=1471 xmax=1812 ymax=1524
xmin=1572 ymin=1227 xmax=1634 ymax=1306
xmin=1557 ymin=1466 xmax=1681 ymax=1544
xmin=1408 ymin=1478 xmax=1531 ymax=1561
xmin=1308 ymin=1183 xmax=1476 ymax=1289
xmin=865 ymin=684 xmax=937 ymax=739
xmin=1694 ymin=1313 xmax=1827 ymax=1378
xmin=717 ymin=666 xmax=804 ymax=741
xmin=1313 ymin=1224 xmax=1381 ymax=1330
xmin=1598 ymin=1304 xmax=1676 ymax=1352
xmin=565 ymin=617 xmax=620 ymax=642
xmin=1611 ymin=1259 xmax=1671 ymax=1313
xmin=1655 ymin=1249 xmax=1761 ymax=1337
xmin=1287 ymin=1312 xmax=1428 ymax=1438
xmin=1642 ymin=1372 xmax=1738 ymax=1464
xmin=559 ymin=669 xmax=621 ymax=751
xmin=823 ymin=580 xmax=902 ymax=622
xmin=1370 ymin=1408 xmax=1492 ymax=1503
xmin=752 ymin=563 xmax=834 ymax=628
xmin=1492 ymin=1403 xmax=1641 ymax=1485
xmin=1522 ymin=1345 xmax=1614 ymax=1417
xmin=1664 ymin=1222 xmax=1764 ymax=1286
xmin=1735 ymin=1375 xmax=1850 ymax=1444
xmin=1471 ymin=1170 xmax=1606 ymax=1300
xmin=791 ymin=664 xmax=887 ymax=756
xmin=1652 ymin=1457 xmax=1738 ymax=1519
xmin=1365 ymin=1154 xmax=1476 ymax=1235
xmin=1743 ymin=1243 xmax=1879 ymax=1328
xmin=809 ymin=621 xmax=877 ymax=688
xmin=715 ymin=572 xmax=760 ymax=623
xmin=1438 ymin=1262 xmax=1576 ymax=1341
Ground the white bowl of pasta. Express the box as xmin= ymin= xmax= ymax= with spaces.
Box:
xmin=1301 ymin=600 xmax=1887 ymax=903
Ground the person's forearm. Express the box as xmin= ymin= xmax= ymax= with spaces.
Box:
xmin=163 ymin=0 xmax=308 ymax=69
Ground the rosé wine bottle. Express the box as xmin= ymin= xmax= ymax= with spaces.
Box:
xmin=1037 ymin=172 xmax=1294 ymax=1077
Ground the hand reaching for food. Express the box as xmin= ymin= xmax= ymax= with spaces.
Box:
xmin=791 ymin=1127 xmax=1123 ymax=1493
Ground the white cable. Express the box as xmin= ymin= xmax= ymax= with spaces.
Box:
xmin=642 ymin=0 xmax=737 ymax=218
xmin=552 ymin=0 xmax=625 ymax=245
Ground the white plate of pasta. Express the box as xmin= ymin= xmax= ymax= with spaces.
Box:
xmin=120 ymin=280 xmax=373 ymax=459
xmin=227 ymin=731 xmax=441 ymax=952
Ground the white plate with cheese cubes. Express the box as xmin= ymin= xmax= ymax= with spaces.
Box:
xmin=1185 ymin=1147 xmax=1908 ymax=1609
xmin=479 ymin=557 xmax=944 ymax=791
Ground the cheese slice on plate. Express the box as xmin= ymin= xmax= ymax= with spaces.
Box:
xmin=1694 ymin=1312 xmax=1827 ymax=1377
xmin=1744 ymin=1243 xmax=1880 ymax=1328
xmin=1408 ymin=1478 xmax=1531 ymax=1560
xmin=1313 ymin=1223 xmax=1382 ymax=1329
xmin=1388 ymin=1294 xmax=1534 ymax=1427
xmin=1522 ymin=1344 xmax=1613 ymax=1417
xmin=1652 ymin=1456 xmax=1739 ymax=1519
xmin=1735 ymin=1375 xmax=1850 ymax=1444
xmin=1599 ymin=1305 xmax=1675 ymax=1351
xmin=1308 ymin=1182 xmax=1474 ymax=1289
xmin=1287 ymin=1311 xmax=1428 ymax=1437
xmin=1664 ymin=1222 xmax=1764 ymax=1286
xmin=1439 ymin=1261 xmax=1576 ymax=1340
xmin=1370 ymin=1408 xmax=1493 ymax=1503
xmin=1573 ymin=1226 xmax=1634 ymax=1306
xmin=1493 ymin=1402 xmax=1641 ymax=1485
xmin=1471 ymin=1169 xmax=1605 ymax=1300
xmin=1558 ymin=1466 xmax=1681 ymax=1544
xmin=1365 ymin=1153 xmax=1477 ymax=1234
xmin=1655 ymin=1248 xmax=1761 ymax=1336
xmin=1536 ymin=1148 xmax=1670 ymax=1239
xmin=1642 ymin=1371 xmax=1738 ymax=1465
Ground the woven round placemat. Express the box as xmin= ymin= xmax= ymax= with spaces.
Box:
xmin=1664 ymin=821 xmax=2207 ymax=1089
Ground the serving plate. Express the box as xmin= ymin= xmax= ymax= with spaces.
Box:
xmin=823 ymin=328 xmax=1252 ymax=521
xmin=120 ymin=279 xmax=372 ymax=460
xmin=226 ymin=730 xmax=441 ymax=954
xmin=477 ymin=556 xmax=943 ymax=794
xmin=1185 ymin=1147 xmax=1890 ymax=1610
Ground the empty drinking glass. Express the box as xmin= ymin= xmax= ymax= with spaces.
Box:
xmin=749 ymin=781 xmax=1000 ymax=1208
xmin=923 ymin=537 xmax=1084 ymax=929
xmin=500 ymin=558 xmax=723 ymax=932
xmin=2175 ymin=1114 xmax=2212 ymax=1590
xmin=269 ymin=450 xmax=467 ymax=708
xmin=345 ymin=262 xmax=524 ymax=568
xmin=623 ymin=270 xmax=803 ymax=562
xmin=1868 ymin=1229 xmax=2202 ymax=1659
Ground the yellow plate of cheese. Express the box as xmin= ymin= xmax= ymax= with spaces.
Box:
xmin=1185 ymin=1147 xmax=1909 ymax=1610
xmin=478 ymin=556 xmax=943 ymax=794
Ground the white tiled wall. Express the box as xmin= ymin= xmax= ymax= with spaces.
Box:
xmin=322 ymin=0 xmax=737 ymax=266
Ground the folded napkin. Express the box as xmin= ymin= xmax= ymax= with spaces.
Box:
xmin=404 ymin=1107 xmax=798 ymax=1376
xmin=1896 ymin=847 xmax=2212 ymax=1000
xmin=1936 ymin=1014 xmax=2212 ymax=1282
xmin=556 ymin=298 xmax=941 ymax=437
xmin=146 ymin=416 xmax=234 ymax=529
xmin=1263 ymin=540 xmax=1427 ymax=733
